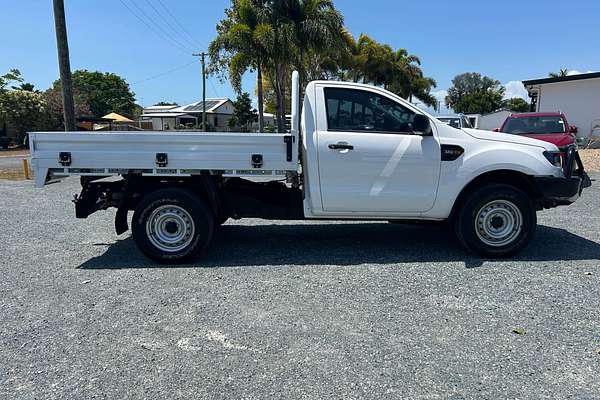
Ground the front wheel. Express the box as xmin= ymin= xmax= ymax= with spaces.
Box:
xmin=132 ymin=188 xmax=214 ymax=263
xmin=455 ymin=184 xmax=536 ymax=257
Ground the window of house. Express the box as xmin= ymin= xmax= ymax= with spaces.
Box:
xmin=324 ymin=88 xmax=416 ymax=133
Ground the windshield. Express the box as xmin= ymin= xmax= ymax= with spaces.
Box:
xmin=438 ymin=117 xmax=461 ymax=129
xmin=461 ymin=116 xmax=473 ymax=128
xmin=502 ymin=116 xmax=566 ymax=134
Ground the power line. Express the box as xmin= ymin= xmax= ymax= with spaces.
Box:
xmin=208 ymin=77 xmax=220 ymax=97
xmin=155 ymin=0 xmax=203 ymax=48
xmin=118 ymin=0 xmax=191 ymax=54
xmin=131 ymin=60 xmax=197 ymax=86
xmin=127 ymin=0 xmax=194 ymax=52
xmin=143 ymin=0 xmax=197 ymax=50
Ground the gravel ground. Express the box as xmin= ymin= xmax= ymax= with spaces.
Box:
xmin=580 ymin=149 xmax=600 ymax=172
xmin=1 ymin=177 xmax=599 ymax=399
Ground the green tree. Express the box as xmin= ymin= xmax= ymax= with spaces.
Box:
xmin=228 ymin=92 xmax=257 ymax=131
xmin=210 ymin=0 xmax=271 ymax=131
xmin=153 ymin=101 xmax=179 ymax=106
xmin=445 ymin=72 xmax=505 ymax=114
xmin=49 ymin=70 xmax=136 ymax=118
xmin=14 ymin=82 xmax=37 ymax=92
xmin=339 ymin=33 xmax=438 ymax=108
xmin=503 ymin=97 xmax=530 ymax=112
xmin=0 ymin=69 xmax=23 ymax=93
xmin=211 ymin=0 xmax=345 ymax=132
xmin=0 ymin=90 xmax=47 ymax=144
xmin=43 ymin=86 xmax=92 ymax=130
xmin=549 ymin=68 xmax=569 ymax=78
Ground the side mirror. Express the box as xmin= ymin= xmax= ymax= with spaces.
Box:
xmin=569 ymin=125 xmax=578 ymax=134
xmin=412 ymin=114 xmax=432 ymax=136
xmin=492 ymin=128 xmax=500 ymax=132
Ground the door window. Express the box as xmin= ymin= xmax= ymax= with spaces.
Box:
xmin=324 ymin=88 xmax=416 ymax=133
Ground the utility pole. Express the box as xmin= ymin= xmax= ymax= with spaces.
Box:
xmin=52 ymin=0 xmax=76 ymax=131
xmin=192 ymin=52 xmax=207 ymax=131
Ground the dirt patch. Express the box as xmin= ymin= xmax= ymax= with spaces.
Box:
xmin=579 ymin=149 xmax=600 ymax=172
xmin=0 ymin=168 xmax=27 ymax=180
xmin=0 ymin=149 xmax=29 ymax=158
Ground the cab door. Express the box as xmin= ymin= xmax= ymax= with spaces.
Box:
xmin=316 ymin=85 xmax=441 ymax=214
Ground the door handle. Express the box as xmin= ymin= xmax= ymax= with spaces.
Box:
xmin=328 ymin=143 xmax=354 ymax=150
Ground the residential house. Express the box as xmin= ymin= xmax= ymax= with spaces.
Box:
xmin=140 ymin=98 xmax=235 ymax=131
xmin=523 ymin=72 xmax=600 ymax=142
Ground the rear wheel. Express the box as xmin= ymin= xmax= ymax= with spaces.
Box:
xmin=132 ymin=188 xmax=214 ymax=263
xmin=455 ymin=184 xmax=536 ymax=257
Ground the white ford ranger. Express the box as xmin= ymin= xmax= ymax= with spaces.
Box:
xmin=29 ymin=72 xmax=591 ymax=263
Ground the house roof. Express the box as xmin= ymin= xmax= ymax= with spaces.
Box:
xmin=143 ymin=105 xmax=178 ymax=111
xmin=523 ymin=71 xmax=600 ymax=86
xmin=142 ymin=98 xmax=232 ymax=118
xmin=102 ymin=112 xmax=134 ymax=123
xmin=141 ymin=112 xmax=196 ymax=118
xmin=174 ymin=98 xmax=230 ymax=114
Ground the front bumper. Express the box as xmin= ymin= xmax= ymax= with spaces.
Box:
xmin=534 ymin=147 xmax=592 ymax=207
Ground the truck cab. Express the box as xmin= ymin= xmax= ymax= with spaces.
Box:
xmin=29 ymin=73 xmax=591 ymax=263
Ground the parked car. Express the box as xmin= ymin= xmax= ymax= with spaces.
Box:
xmin=437 ymin=115 xmax=473 ymax=129
xmin=29 ymin=72 xmax=591 ymax=262
xmin=495 ymin=112 xmax=577 ymax=150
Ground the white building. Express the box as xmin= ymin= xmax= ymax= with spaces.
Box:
xmin=523 ymin=72 xmax=600 ymax=140
xmin=479 ymin=109 xmax=512 ymax=131
xmin=141 ymin=98 xmax=235 ymax=131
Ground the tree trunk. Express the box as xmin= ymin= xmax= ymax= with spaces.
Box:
xmin=257 ymin=63 xmax=264 ymax=132
xmin=52 ymin=0 xmax=76 ymax=132
xmin=279 ymin=76 xmax=286 ymax=133
xmin=274 ymin=66 xmax=285 ymax=133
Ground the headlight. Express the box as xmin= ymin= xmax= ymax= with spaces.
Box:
xmin=543 ymin=151 xmax=562 ymax=168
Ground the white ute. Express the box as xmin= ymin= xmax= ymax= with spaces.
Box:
xmin=29 ymin=72 xmax=591 ymax=263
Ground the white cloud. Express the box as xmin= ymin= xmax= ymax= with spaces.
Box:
xmin=566 ymin=70 xmax=596 ymax=76
xmin=503 ymin=80 xmax=529 ymax=100
xmin=431 ymin=89 xmax=448 ymax=103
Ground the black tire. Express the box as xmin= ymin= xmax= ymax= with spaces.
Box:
xmin=455 ymin=184 xmax=536 ymax=257
xmin=132 ymin=188 xmax=214 ymax=263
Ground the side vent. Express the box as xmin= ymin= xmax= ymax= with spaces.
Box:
xmin=441 ymin=145 xmax=464 ymax=161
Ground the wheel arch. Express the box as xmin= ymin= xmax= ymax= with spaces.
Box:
xmin=116 ymin=174 xmax=223 ymax=235
xmin=449 ymin=169 xmax=542 ymax=221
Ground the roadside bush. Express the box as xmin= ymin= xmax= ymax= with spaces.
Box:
xmin=0 ymin=90 xmax=48 ymax=145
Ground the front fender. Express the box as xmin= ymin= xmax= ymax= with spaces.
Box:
xmin=424 ymin=142 xmax=562 ymax=219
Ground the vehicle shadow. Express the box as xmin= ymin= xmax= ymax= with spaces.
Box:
xmin=77 ymin=222 xmax=600 ymax=270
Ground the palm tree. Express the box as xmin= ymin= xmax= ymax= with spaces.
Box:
xmin=340 ymin=33 xmax=438 ymax=109
xmin=264 ymin=0 xmax=345 ymax=131
xmin=209 ymin=0 xmax=271 ymax=131
xmin=386 ymin=49 xmax=438 ymax=108
xmin=549 ymin=68 xmax=569 ymax=78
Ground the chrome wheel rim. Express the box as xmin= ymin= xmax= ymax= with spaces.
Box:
xmin=475 ymin=200 xmax=522 ymax=247
xmin=146 ymin=205 xmax=195 ymax=252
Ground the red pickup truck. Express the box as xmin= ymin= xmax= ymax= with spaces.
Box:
xmin=495 ymin=112 xmax=577 ymax=150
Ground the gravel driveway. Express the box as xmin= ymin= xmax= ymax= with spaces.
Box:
xmin=1 ymin=177 xmax=599 ymax=399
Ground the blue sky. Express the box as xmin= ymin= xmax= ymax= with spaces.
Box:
xmin=3 ymin=0 xmax=599 ymax=113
